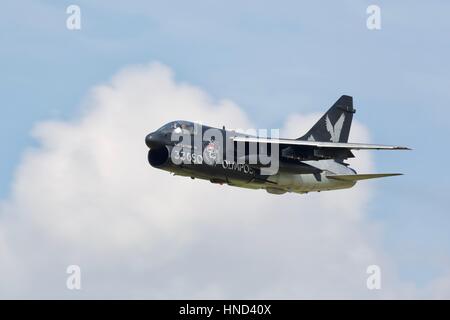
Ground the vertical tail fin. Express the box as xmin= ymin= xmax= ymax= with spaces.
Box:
xmin=299 ymin=95 xmax=355 ymax=143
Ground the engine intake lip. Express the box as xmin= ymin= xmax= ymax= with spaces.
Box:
xmin=148 ymin=146 xmax=169 ymax=167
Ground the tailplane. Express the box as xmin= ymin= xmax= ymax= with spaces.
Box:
xmin=327 ymin=173 xmax=403 ymax=182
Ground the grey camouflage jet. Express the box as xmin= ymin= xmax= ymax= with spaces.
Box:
xmin=145 ymin=95 xmax=410 ymax=195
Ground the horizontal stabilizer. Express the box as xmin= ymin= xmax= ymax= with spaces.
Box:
xmin=327 ymin=173 xmax=403 ymax=182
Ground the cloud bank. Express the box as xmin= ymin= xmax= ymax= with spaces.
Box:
xmin=0 ymin=62 xmax=415 ymax=298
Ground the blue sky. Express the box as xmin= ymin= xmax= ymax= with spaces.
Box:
xmin=1 ymin=0 xmax=449 ymax=296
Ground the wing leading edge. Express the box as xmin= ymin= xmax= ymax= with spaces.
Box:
xmin=231 ymin=136 xmax=411 ymax=151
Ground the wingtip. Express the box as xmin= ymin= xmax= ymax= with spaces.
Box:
xmin=396 ymin=146 xmax=412 ymax=150
xmin=380 ymin=173 xmax=403 ymax=177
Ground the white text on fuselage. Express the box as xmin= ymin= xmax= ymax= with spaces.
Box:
xmin=172 ymin=150 xmax=255 ymax=175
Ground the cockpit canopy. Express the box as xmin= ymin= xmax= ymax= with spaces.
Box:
xmin=157 ymin=121 xmax=197 ymax=135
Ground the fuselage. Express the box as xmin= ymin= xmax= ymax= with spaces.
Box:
xmin=145 ymin=121 xmax=357 ymax=195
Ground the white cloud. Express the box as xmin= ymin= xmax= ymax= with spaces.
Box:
xmin=426 ymin=273 xmax=450 ymax=299
xmin=0 ymin=62 xmax=412 ymax=298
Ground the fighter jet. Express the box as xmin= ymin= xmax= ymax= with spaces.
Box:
xmin=145 ymin=95 xmax=409 ymax=195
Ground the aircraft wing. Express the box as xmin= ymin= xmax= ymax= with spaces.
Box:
xmin=231 ymin=136 xmax=410 ymax=150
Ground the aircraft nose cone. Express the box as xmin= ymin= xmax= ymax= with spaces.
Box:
xmin=145 ymin=132 xmax=159 ymax=148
